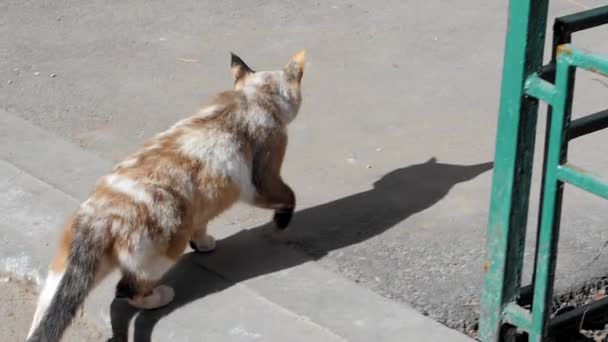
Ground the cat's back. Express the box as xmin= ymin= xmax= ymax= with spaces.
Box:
xmin=80 ymin=88 xmax=270 ymax=221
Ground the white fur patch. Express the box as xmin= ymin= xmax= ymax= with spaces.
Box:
xmin=191 ymin=231 xmax=216 ymax=252
xmin=277 ymin=81 xmax=299 ymax=124
xmin=114 ymin=142 xmax=161 ymax=171
xmin=148 ymin=188 xmax=182 ymax=238
xmin=240 ymin=107 xmax=276 ymax=130
xmin=128 ymin=285 xmax=174 ymax=309
xmin=104 ymin=174 xmax=153 ymax=205
xmin=114 ymin=157 xmax=138 ymax=169
xmin=118 ymin=235 xmax=174 ymax=281
xmin=160 ymin=166 xmax=195 ymax=202
xmin=242 ymin=72 xmax=276 ymax=100
xmin=242 ymin=71 xmax=299 ymax=124
xmin=196 ymin=104 xmax=220 ymax=118
xmin=242 ymin=72 xmax=270 ymax=95
xmin=28 ymin=272 xmax=63 ymax=338
xmin=78 ymin=199 xmax=96 ymax=215
xmin=177 ymin=130 xmax=255 ymax=201
xmin=144 ymin=142 xmax=162 ymax=150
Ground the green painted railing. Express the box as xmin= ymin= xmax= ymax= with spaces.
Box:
xmin=480 ymin=3 xmax=608 ymax=341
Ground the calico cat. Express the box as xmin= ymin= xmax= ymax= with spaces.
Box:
xmin=27 ymin=50 xmax=306 ymax=342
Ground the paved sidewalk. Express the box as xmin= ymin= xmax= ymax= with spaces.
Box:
xmin=2 ymin=0 xmax=607 ymax=337
xmin=0 ymin=110 xmax=471 ymax=341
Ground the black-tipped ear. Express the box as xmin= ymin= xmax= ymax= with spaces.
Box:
xmin=230 ymin=52 xmax=254 ymax=83
xmin=427 ymin=157 xmax=437 ymax=163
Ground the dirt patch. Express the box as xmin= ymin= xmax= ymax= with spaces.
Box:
xmin=463 ymin=277 xmax=608 ymax=341
xmin=0 ymin=273 xmax=107 ymax=341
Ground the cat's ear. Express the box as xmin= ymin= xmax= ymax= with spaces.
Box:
xmin=426 ymin=157 xmax=437 ymax=164
xmin=230 ymin=52 xmax=254 ymax=83
xmin=284 ymin=50 xmax=306 ymax=82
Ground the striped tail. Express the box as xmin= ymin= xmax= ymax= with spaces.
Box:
xmin=27 ymin=228 xmax=102 ymax=342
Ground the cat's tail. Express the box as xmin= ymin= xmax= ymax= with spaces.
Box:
xmin=27 ymin=225 xmax=106 ymax=342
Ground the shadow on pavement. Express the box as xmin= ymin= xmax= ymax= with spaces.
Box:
xmin=108 ymin=157 xmax=493 ymax=342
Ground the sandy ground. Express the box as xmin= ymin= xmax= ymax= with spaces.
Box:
xmin=0 ymin=274 xmax=106 ymax=342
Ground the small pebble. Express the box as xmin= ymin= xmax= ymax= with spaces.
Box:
xmin=366 ymin=164 xmax=372 ymax=169
xmin=0 ymin=276 xmax=10 ymax=283
xmin=33 ymin=72 xmax=40 ymax=76
xmin=7 ymin=80 xmax=12 ymax=85
xmin=375 ymin=147 xmax=382 ymax=152
xmin=347 ymin=157 xmax=357 ymax=164
xmin=49 ymin=73 xmax=56 ymax=78
xmin=13 ymin=68 xmax=19 ymax=72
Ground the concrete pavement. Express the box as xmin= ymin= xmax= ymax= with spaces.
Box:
xmin=0 ymin=110 xmax=471 ymax=341
xmin=1 ymin=0 xmax=608 ymax=339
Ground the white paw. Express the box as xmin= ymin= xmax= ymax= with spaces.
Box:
xmin=128 ymin=285 xmax=175 ymax=309
xmin=193 ymin=234 xmax=216 ymax=252
xmin=156 ymin=285 xmax=175 ymax=306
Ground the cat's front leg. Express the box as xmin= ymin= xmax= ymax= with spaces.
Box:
xmin=253 ymin=178 xmax=295 ymax=229
xmin=250 ymin=132 xmax=296 ymax=229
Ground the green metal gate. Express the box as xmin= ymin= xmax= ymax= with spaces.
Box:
xmin=480 ymin=2 xmax=608 ymax=341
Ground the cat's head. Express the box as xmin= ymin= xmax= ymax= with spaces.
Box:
xmin=230 ymin=51 xmax=306 ymax=124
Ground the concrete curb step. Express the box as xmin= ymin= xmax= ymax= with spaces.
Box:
xmin=0 ymin=109 xmax=472 ymax=341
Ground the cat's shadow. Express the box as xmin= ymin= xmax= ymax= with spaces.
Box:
xmin=107 ymin=157 xmax=493 ymax=342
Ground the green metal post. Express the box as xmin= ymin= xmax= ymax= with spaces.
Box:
xmin=528 ymin=53 xmax=574 ymax=342
xmin=482 ymin=4 xmax=608 ymax=340
xmin=480 ymin=0 xmax=549 ymax=340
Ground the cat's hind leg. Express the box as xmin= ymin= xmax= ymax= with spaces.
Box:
xmin=116 ymin=258 xmax=175 ymax=309
xmin=189 ymin=223 xmax=216 ymax=253
xmin=115 ymin=275 xmax=175 ymax=310
xmin=115 ymin=246 xmax=177 ymax=309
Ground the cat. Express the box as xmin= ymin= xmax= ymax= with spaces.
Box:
xmin=27 ymin=50 xmax=306 ymax=342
